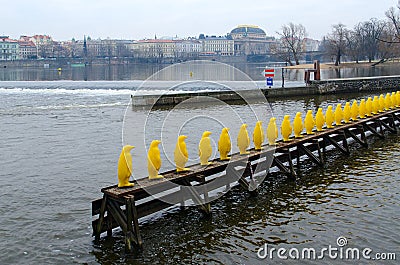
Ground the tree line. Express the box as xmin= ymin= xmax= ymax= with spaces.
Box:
xmin=270 ymin=2 xmax=400 ymax=66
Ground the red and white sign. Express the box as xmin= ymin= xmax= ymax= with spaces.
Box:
xmin=264 ymin=68 xmax=275 ymax=78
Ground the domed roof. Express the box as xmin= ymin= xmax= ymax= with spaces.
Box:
xmin=230 ymin=25 xmax=266 ymax=39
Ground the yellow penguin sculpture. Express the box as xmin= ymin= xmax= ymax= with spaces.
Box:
xmin=253 ymin=121 xmax=264 ymax=150
xmin=365 ymin=97 xmax=373 ymax=116
xmin=305 ymin=110 xmax=315 ymax=134
xmin=343 ymin=102 xmax=351 ymax=123
xmin=359 ymin=99 xmax=366 ymax=119
xmin=281 ymin=115 xmax=292 ymax=142
xmin=396 ymin=91 xmax=400 ymax=107
xmin=334 ymin=103 xmax=343 ymax=126
xmin=199 ymin=131 xmax=213 ymax=166
xmin=315 ymin=108 xmax=325 ymax=132
xmin=237 ymin=124 xmax=250 ymax=155
xmin=117 ymin=145 xmax=135 ymax=188
xmin=174 ymin=135 xmax=190 ymax=172
xmin=372 ymin=96 xmax=379 ymax=114
xmin=350 ymin=100 xmax=359 ymax=121
xmin=218 ymin=128 xmax=231 ymax=160
xmin=391 ymin=92 xmax=397 ymax=108
xmin=379 ymin=94 xmax=385 ymax=112
xmin=293 ymin=112 xmax=304 ymax=138
xmin=148 ymin=140 xmax=163 ymax=180
xmin=385 ymin=93 xmax=392 ymax=110
xmin=325 ymin=105 xmax=335 ymax=129
xmin=267 ymin=117 xmax=278 ymax=145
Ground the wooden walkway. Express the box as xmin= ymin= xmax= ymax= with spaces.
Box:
xmin=92 ymin=108 xmax=400 ymax=251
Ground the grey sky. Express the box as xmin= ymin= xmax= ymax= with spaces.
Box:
xmin=1 ymin=0 xmax=397 ymax=41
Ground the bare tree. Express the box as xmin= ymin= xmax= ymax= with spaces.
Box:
xmin=325 ymin=24 xmax=349 ymax=66
xmin=269 ymin=40 xmax=293 ymax=65
xmin=274 ymin=23 xmax=307 ymax=65
xmin=385 ymin=3 xmax=400 ymax=42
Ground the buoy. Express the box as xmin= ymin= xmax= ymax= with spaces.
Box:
xmin=281 ymin=115 xmax=292 ymax=141
xmin=117 ymin=145 xmax=135 ymax=188
xmin=359 ymin=99 xmax=366 ymax=119
xmin=293 ymin=112 xmax=304 ymax=138
xmin=148 ymin=140 xmax=164 ymax=180
xmin=372 ymin=96 xmax=379 ymax=114
xmin=57 ymin=67 xmax=62 ymax=71
xmin=218 ymin=128 xmax=231 ymax=160
xmin=237 ymin=124 xmax=250 ymax=155
xmin=315 ymin=108 xmax=325 ymax=132
xmin=174 ymin=135 xmax=190 ymax=172
xmin=334 ymin=103 xmax=343 ymax=125
xmin=199 ymin=131 xmax=213 ymax=166
xmin=267 ymin=117 xmax=278 ymax=145
xmin=305 ymin=110 xmax=315 ymax=134
xmin=350 ymin=100 xmax=359 ymax=121
xmin=325 ymin=105 xmax=335 ymax=128
xmin=365 ymin=97 xmax=373 ymax=116
xmin=253 ymin=121 xmax=264 ymax=150
xmin=379 ymin=94 xmax=385 ymax=112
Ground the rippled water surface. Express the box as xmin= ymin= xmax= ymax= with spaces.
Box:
xmin=0 ymin=82 xmax=399 ymax=264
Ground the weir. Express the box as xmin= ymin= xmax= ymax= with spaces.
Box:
xmin=92 ymin=105 xmax=400 ymax=252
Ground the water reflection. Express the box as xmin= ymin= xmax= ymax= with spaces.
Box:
xmin=1 ymin=62 xmax=400 ymax=82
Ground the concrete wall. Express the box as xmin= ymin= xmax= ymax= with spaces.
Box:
xmin=132 ymin=75 xmax=400 ymax=107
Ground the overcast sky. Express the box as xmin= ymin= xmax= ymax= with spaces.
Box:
xmin=1 ymin=0 xmax=398 ymax=41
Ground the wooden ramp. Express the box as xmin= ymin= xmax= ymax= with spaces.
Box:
xmin=92 ymin=109 xmax=400 ymax=251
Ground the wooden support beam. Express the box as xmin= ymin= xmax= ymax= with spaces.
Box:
xmin=273 ymin=156 xmax=296 ymax=179
xmin=107 ymin=200 xmax=128 ymax=234
xmin=364 ymin=123 xmax=385 ymax=139
xmin=95 ymin=194 xmax=107 ymax=240
xmin=379 ymin=118 xmax=397 ymax=133
xmin=323 ymin=132 xmax=350 ymax=155
xmin=298 ymin=142 xmax=323 ymax=166
xmin=344 ymin=128 xmax=368 ymax=147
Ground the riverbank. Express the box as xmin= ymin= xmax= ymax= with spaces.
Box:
xmin=285 ymin=60 xmax=400 ymax=70
xmin=131 ymin=75 xmax=400 ymax=106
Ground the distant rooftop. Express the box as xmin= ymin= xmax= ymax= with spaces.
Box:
xmin=230 ymin=25 xmax=267 ymax=39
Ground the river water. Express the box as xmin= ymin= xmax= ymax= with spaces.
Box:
xmin=0 ymin=63 xmax=399 ymax=264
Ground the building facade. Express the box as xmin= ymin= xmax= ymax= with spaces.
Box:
xmin=229 ymin=25 xmax=275 ymax=56
xmin=0 ymin=36 xmax=19 ymax=60
xmin=199 ymin=35 xmax=234 ymax=56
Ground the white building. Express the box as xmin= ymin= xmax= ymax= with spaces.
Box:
xmin=199 ymin=35 xmax=234 ymax=56
xmin=133 ymin=39 xmax=177 ymax=58
xmin=0 ymin=36 xmax=20 ymax=60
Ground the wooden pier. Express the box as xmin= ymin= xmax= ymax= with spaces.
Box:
xmin=92 ymin=108 xmax=400 ymax=251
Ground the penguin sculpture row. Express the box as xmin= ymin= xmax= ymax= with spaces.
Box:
xmin=117 ymin=91 xmax=400 ymax=187
xmin=278 ymin=91 xmax=400 ymax=142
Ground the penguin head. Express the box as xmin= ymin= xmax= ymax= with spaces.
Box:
xmin=317 ymin=108 xmax=322 ymax=113
xmin=222 ymin=127 xmax=229 ymax=133
xmin=295 ymin=112 xmax=302 ymax=118
xmin=256 ymin=121 xmax=262 ymax=126
xmin=178 ymin=135 xmax=187 ymax=142
xmin=271 ymin=117 xmax=276 ymax=122
xmin=337 ymin=103 xmax=342 ymax=108
xmin=327 ymin=105 xmax=332 ymax=110
xmin=150 ymin=140 xmax=161 ymax=148
xmin=345 ymin=102 xmax=350 ymax=107
xmin=202 ymin=131 xmax=212 ymax=138
xmin=123 ymin=145 xmax=135 ymax=151
xmin=307 ymin=110 xmax=312 ymax=115
xmin=241 ymin=124 xmax=248 ymax=129
xmin=284 ymin=115 xmax=290 ymax=121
